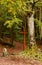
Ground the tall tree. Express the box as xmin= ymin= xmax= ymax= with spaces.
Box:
xmin=26 ymin=0 xmax=42 ymax=47
xmin=26 ymin=0 xmax=36 ymax=46
xmin=0 ymin=0 xmax=42 ymax=48
xmin=39 ymin=7 xmax=42 ymax=39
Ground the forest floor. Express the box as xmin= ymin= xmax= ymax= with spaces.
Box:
xmin=0 ymin=38 xmax=42 ymax=65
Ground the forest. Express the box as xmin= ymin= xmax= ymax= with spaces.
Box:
xmin=0 ymin=0 xmax=42 ymax=65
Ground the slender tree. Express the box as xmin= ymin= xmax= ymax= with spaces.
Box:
xmin=27 ymin=0 xmax=36 ymax=46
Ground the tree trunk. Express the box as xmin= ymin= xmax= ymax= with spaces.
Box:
xmin=27 ymin=0 xmax=36 ymax=47
xmin=10 ymin=28 xmax=14 ymax=46
xmin=39 ymin=7 xmax=42 ymax=39
xmin=27 ymin=13 xmax=35 ymax=46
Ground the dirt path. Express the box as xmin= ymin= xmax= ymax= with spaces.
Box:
xmin=0 ymin=55 xmax=42 ymax=65
xmin=0 ymin=39 xmax=42 ymax=65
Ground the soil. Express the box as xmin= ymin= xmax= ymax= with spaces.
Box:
xmin=0 ymin=38 xmax=42 ymax=65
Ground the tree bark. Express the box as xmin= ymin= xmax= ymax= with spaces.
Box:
xmin=27 ymin=13 xmax=35 ymax=46
xmin=27 ymin=1 xmax=36 ymax=46
xmin=39 ymin=7 xmax=42 ymax=39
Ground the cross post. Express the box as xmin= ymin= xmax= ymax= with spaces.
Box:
xmin=19 ymin=26 xmax=28 ymax=50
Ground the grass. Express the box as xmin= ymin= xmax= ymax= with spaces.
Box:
xmin=19 ymin=44 xmax=42 ymax=61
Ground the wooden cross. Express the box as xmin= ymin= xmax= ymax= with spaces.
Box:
xmin=19 ymin=26 xmax=28 ymax=50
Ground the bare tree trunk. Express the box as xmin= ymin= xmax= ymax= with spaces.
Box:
xmin=10 ymin=27 xmax=14 ymax=46
xmin=27 ymin=13 xmax=35 ymax=46
xmin=39 ymin=7 xmax=42 ymax=39
xmin=27 ymin=0 xmax=36 ymax=46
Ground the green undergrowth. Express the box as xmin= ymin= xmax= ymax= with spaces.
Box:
xmin=19 ymin=45 xmax=42 ymax=61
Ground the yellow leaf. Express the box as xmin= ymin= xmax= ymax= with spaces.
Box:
xmin=7 ymin=0 xmax=14 ymax=3
xmin=8 ymin=7 xmax=13 ymax=12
